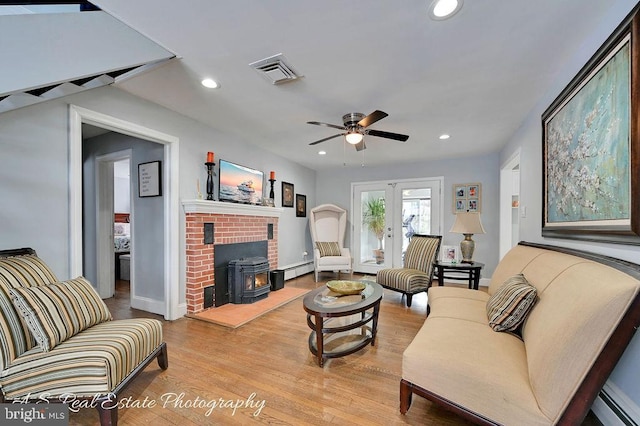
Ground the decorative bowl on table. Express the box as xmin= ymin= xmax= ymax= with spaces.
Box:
xmin=326 ymin=280 xmax=366 ymax=295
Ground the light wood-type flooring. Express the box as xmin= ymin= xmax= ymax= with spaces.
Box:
xmin=65 ymin=274 xmax=602 ymax=425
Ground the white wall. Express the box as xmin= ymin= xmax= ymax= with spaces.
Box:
xmin=0 ymin=85 xmax=316 ymax=304
xmin=315 ymin=152 xmax=500 ymax=277
xmin=499 ymin=0 xmax=640 ymax=413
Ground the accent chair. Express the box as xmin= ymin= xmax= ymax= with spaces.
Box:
xmin=309 ymin=204 xmax=353 ymax=282
xmin=376 ymin=234 xmax=441 ymax=307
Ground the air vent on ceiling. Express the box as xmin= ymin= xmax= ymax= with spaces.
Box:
xmin=249 ymin=53 xmax=303 ymax=85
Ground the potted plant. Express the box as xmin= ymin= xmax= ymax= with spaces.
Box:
xmin=363 ymin=198 xmax=385 ymax=264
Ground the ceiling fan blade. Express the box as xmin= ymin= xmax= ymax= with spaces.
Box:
xmin=354 ymin=140 xmax=367 ymax=151
xmin=309 ymin=133 xmax=344 ymax=145
xmin=365 ymin=129 xmax=409 ymax=142
xmin=307 ymin=121 xmax=346 ymax=131
xmin=358 ymin=110 xmax=388 ymax=128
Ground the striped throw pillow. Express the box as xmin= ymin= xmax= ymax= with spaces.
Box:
xmin=10 ymin=276 xmax=112 ymax=351
xmin=316 ymin=242 xmax=342 ymax=257
xmin=486 ymin=274 xmax=537 ymax=332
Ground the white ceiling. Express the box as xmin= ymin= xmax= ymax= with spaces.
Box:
xmin=90 ymin=0 xmax=629 ymax=171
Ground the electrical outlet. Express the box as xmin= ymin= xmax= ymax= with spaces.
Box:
xmin=303 ymin=251 xmax=308 ymax=257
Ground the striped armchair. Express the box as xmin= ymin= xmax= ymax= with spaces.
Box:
xmin=376 ymin=235 xmax=441 ymax=307
xmin=0 ymin=248 xmax=168 ymax=426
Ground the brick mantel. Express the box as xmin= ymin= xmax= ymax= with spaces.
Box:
xmin=182 ymin=200 xmax=282 ymax=314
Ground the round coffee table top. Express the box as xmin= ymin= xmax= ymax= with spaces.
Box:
xmin=303 ymin=280 xmax=383 ymax=316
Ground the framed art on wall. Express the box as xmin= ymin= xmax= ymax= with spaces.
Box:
xmin=296 ymin=194 xmax=306 ymax=217
xmin=282 ymin=182 xmax=294 ymax=207
xmin=453 ymin=182 xmax=481 ymax=213
xmin=138 ymin=161 xmax=162 ymax=197
xmin=542 ymin=8 xmax=640 ymax=245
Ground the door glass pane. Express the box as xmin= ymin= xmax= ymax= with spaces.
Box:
xmin=360 ymin=190 xmax=386 ymax=266
xmin=401 ymin=188 xmax=431 ymax=256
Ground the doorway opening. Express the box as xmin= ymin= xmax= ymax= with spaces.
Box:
xmin=499 ymin=150 xmax=521 ymax=260
xmin=351 ymin=177 xmax=443 ymax=274
xmin=69 ymin=105 xmax=182 ymax=320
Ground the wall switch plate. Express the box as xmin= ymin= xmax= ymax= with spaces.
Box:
xmin=520 ymin=206 xmax=527 ymax=218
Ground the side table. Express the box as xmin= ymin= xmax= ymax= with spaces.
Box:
xmin=434 ymin=261 xmax=484 ymax=290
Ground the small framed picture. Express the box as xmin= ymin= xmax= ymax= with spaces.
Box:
xmin=296 ymin=194 xmax=307 ymax=217
xmin=441 ymin=245 xmax=459 ymax=263
xmin=138 ymin=161 xmax=162 ymax=197
xmin=282 ymin=182 xmax=294 ymax=207
xmin=468 ymin=184 xmax=480 ymax=199
xmin=452 ymin=182 xmax=482 ymax=213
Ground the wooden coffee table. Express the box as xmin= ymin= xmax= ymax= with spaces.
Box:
xmin=303 ymin=281 xmax=383 ymax=367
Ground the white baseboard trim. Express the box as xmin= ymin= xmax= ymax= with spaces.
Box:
xmin=592 ymin=381 xmax=640 ymax=426
xmin=130 ymin=295 xmax=165 ymax=316
xmin=174 ymin=303 xmax=187 ymax=320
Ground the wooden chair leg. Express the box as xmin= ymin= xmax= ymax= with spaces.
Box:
xmin=96 ymin=395 xmax=118 ymax=426
xmin=157 ymin=342 xmax=169 ymax=370
xmin=406 ymin=294 xmax=413 ymax=307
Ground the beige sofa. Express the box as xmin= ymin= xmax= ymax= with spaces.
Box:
xmin=401 ymin=242 xmax=640 ymax=425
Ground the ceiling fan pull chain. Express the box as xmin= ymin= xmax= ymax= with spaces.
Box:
xmin=343 ymin=140 xmax=347 ymax=166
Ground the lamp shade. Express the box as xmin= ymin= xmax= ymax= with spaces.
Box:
xmin=450 ymin=212 xmax=485 ymax=235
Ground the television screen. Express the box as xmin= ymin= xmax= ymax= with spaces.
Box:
xmin=218 ymin=159 xmax=264 ymax=205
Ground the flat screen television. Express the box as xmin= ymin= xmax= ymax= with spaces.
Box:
xmin=218 ymin=159 xmax=264 ymax=205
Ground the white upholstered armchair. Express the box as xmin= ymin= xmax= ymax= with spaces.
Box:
xmin=309 ymin=204 xmax=353 ymax=282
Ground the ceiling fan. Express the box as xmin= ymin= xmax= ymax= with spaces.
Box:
xmin=307 ymin=110 xmax=409 ymax=151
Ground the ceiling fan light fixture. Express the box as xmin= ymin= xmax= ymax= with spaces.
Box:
xmin=345 ymin=131 xmax=363 ymax=145
xmin=428 ymin=0 xmax=463 ymax=20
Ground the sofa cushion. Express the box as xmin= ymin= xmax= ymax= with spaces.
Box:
xmin=316 ymin=241 xmax=342 ymax=257
xmin=0 ymin=254 xmax=59 ymax=370
xmin=10 ymin=277 xmax=112 ymax=351
xmin=0 ymin=318 xmax=163 ymax=399
xmin=486 ymin=274 xmax=537 ymax=332
xmin=402 ymin=317 xmax=548 ymax=425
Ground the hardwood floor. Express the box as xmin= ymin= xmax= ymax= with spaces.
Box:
xmin=67 ymin=276 xmax=603 ymax=425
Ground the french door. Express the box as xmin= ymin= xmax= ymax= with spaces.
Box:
xmin=352 ymin=178 xmax=443 ymax=274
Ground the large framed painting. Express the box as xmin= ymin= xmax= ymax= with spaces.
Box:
xmin=542 ymin=8 xmax=640 ymax=245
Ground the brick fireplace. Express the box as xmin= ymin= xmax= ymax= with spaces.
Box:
xmin=182 ymin=200 xmax=282 ymax=314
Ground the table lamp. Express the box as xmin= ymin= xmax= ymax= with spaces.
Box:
xmin=450 ymin=212 xmax=485 ymax=263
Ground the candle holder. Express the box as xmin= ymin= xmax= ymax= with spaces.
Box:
xmin=269 ymin=178 xmax=276 ymax=200
xmin=205 ymin=162 xmax=216 ymax=200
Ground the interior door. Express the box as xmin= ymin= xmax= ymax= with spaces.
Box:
xmin=352 ymin=178 xmax=442 ymax=274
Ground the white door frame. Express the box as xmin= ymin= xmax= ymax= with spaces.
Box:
xmin=499 ymin=149 xmax=521 ymax=260
xmin=69 ymin=105 xmax=182 ymax=320
xmin=351 ymin=177 xmax=443 ymax=274
xmin=95 ymin=150 xmax=131 ymax=299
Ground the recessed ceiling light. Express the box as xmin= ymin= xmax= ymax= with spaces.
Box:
xmin=428 ymin=0 xmax=463 ymax=20
xmin=439 ymin=134 xmax=450 ymax=140
xmin=201 ymin=78 xmax=219 ymax=89
xmin=318 ymin=151 xmax=326 ymax=155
